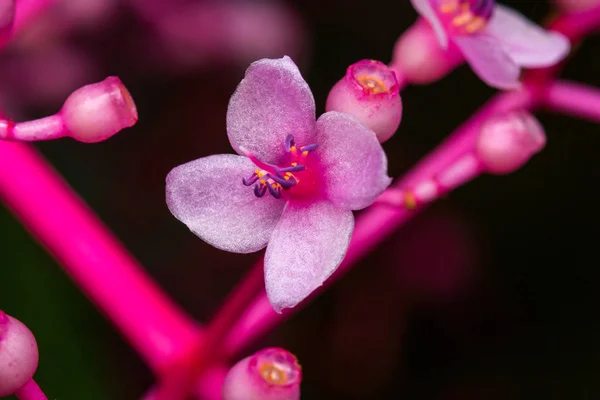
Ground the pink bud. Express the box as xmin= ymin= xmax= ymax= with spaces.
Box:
xmin=222 ymin=348 xmax=301 ymax=400
xmin=326 ymin=59 xmax=402 ymax=143
xmin=391 ymin=19 xmax=462 ymax=85
xmin=476 ymin=111 xmax=546 ymax=175
xmin=0 ymin=311 xmax=39 ymax=397
xmin=61 ymin=76 xmax=138 ymax=143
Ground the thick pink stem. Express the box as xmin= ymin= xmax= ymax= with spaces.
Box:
xmin=219 ymin=89 xmax=534 ymax=358
xmin=0 ymin=142 xmax=200 ymax=372
xmin=541 ymin=80 xmax=600 ymax=124
xmin=14 ymin=380 xmax=47 ymax=400
xmin=12 ymin=0 xmax=54 ymax=35
xmin=0 ymin=115 xmax=66 ymax=141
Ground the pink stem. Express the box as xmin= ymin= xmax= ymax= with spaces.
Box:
xmin=541 ymin=80 xmax=600 ymax=124
xmin=220 ymin=89 xmax=534 ymax=358
xmin=0 ymin=142 xmax=201 ymax=372
xmin=14 ymin=379 xmax=48 ymax=400
xmin=12 ymin=0 xmax=55 ymax=35
xmin=0 ymin=115 xmax=67 ymax=141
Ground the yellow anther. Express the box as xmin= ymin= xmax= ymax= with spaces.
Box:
xmin=290 ymin=146 xmax=297 ymax=152
xmin=440 ymin=0 xmax=459 ymax=13
xmin=356 ymin=74 xmax=388 ymax=94
xmin=465 ymin=16 xmax=486 ymax=33
xmin=291 ymin=162 xmax=297 ymax=166
xmin=302 ymin=151 xmax=309 ymax=156
xmin=404 ymin=192 xmax=417 ymax=210
xmin=260 ymin=179 xmax=266 ymax=185
xmin=452 ymin=11 xmax=474 ymax=27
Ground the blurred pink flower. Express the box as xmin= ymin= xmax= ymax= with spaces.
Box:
xmin=166 ymin=56 xmax=390 ymax=312
xmin=411 ymin=0 xmax=570 ymax=88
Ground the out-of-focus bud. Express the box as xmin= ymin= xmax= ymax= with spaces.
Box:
xmin=476 ymin=111 xmax=546 ymax=175
xmin=555 ymin=0 xmax=600 ymax=12
xmin=222 ymin=347 xmax=301 ymax=400
xmin=61 ymin=76 xmax=138 ymax=143
xmin=326 ymin=59 xmax=402 ymax=143
xmin=0 ymin=311 xmax=39 ymax=397
xmin=391 ymin=19 xmax=462 ymax=85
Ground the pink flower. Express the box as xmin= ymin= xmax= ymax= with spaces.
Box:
xmin=411 ymin=0 xmax=571 ymax=89
xmin=166 ymin=56 xmax=391 ymax=312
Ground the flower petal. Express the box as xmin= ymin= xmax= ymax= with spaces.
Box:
xmin=409 ymin=0 xmax=449 ymax=48
xmin=166 ymin=154 xmax=285 ymax=253
xmin=316 ymin=111 xmax=391 ymax=210
xmin=486 ymin=5 xmax=570 ymax=67
xmin=265 ymin=201 xmax=354 ymax=312
xmin=452 ymin=35 xmax=521 ymax=90
xmin=226 ymin=56 xmax=316 ymax=164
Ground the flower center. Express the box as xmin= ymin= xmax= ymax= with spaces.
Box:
xmin=356 ymin=74 xmax=388 ymax=94
xmin=251 ymin=348 xmax=302 ymax=387
xmin=242 ymin=135 xmax=318 ymax=200
xmin=435 ymin=0 xmax=494 ymax=35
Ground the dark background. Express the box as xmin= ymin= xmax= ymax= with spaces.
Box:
xmin=2 ymin=0 xmax=600 ymax=398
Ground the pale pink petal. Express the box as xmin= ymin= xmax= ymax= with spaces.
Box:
xmin=226 ymin=56 xmax=316 ymax=164
xmin=265 ymin=201 xmax=354 ymax=312
xmin=486 ymin=5 xmax=570 ymax=67
xmin=453 ymin=35 xmax=521 ymax=90
xmin=409 ymin=0 xmax=449 ymax=48
xmin=316 ymin=112 xmax=391 ymax=210
xmin=166 ymin=154 xmax=285 ymax=253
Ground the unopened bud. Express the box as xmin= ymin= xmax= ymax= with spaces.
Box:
xmin=476 ymin=111 xmax=546 ymax=174
xmin=326 ymin=59 xmax=402 ymax=143
xmin=0 ymin=311 xmax=39 ymax=397
xmin=222 ymin=348 xmax=301 ymax=400
xmin=391 ymin=19 xmax=462 ymax=85
xmin=61 ymin=76 xmax=138 ymax=143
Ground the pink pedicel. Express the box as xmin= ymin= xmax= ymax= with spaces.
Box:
xmin=0 ymin=77 xmax=137 ymax=143
xmin=326 ymin=59 xmax=403 ymax=143
xmin=60 ymin=76 xmax=138 ymax=143
xmin=166 ymin=56 xmax=391 ymax=312
xmin=391 ymin=18 xmax=463 ymax=85
xmin=475 ymin=110 xmax=546 ymax=174
xmin=0 ymin=311 xmax=39 ymax=397
xmin=222 ymin=348 xmax=301 ymax=400
xmin=555 ymin=0 xmax=600 ymax=12
xmin=410 ymin=0 xmax=570 ymax=88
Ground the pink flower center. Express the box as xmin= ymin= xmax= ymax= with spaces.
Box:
xmin=434 ymin=0 xmax=494 ymax=35
xmin=242 ymin=135 xmax=319 ymax=201
xmin=250 ymin=347 xmax=302 ymax=387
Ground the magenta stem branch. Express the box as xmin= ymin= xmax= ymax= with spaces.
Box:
xmin=0 ymin=115 xmax=66 ymax=141
xmin=14 ymin=379 xmax=47 ymax=400
xmin=541 ymin=80 xmax=600 ymax=124
xmin=0 ymin=142 xmax=201 ymax=373
xmin=213 ymin=89 xmax=534 ymax=359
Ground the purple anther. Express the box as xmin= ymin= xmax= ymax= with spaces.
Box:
xmin=285 ymin=135 xmax=296 ymax=152
xmin=254 ymin=183 xmax=267 ymax=198
xmin=267 ymin=173 xmax=297 ymax=188
xmin=242 ymin=173 xmax=259 ymax=186
xmin=267 ymin=184 xmax=281 ymax=199
xmin=276 ymin=164 xmax=306 ymax=175
xmin=300 ymin=144 xmax=318 ymax=153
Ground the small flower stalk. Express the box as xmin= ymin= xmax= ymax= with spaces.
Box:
xmin=326 ymin=59 xmax=403 ymax=143
xmin=476 ymin=110 xmax=546 ymax=174
xmin=0 ymin=77 xmax=138 ymax=143
xmin=166 ymin=56 xmax=391 ymax=312
xmin=0 ymin=311 xmax=39 ymax=397
xmin=222 ymin=347 xmax=301 ymax=400
xmin=0 ymin=0 xmax=14 ymax=47
xmin=410 ymin=0 xmax=570 ymax=88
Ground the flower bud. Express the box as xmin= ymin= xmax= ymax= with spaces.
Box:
xmin=222 ymin=348 xmax=301 ymax=400
xmin=391 ymin=19 xmax=462 ymax=85
xmin=326 ymin=59 xmax=402 ymax=143
xmin=61 ymin=76 xmax=138 ymax=143
xmin=476 ymin=111 xmax=546 ymax=175
xmin=0 ymin=311 xmax=39 ymax=397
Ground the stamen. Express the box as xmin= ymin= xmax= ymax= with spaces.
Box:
xmin=242 ymin=173 xmax=259 ymax=186
xmin=267 ymin=173 xmax=297 ymax=188
xmin=276 ymin=164 xmax=306 ymax=174
xmin=267 ymin=183 xmax=281 ymax=199
xmin=300 ymin=144 xmax=318 ymax=153
xmin=285 ymin=135 xmax=296 ymax=152
xmin=254 ymin=182 xmax=267 ymax=198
